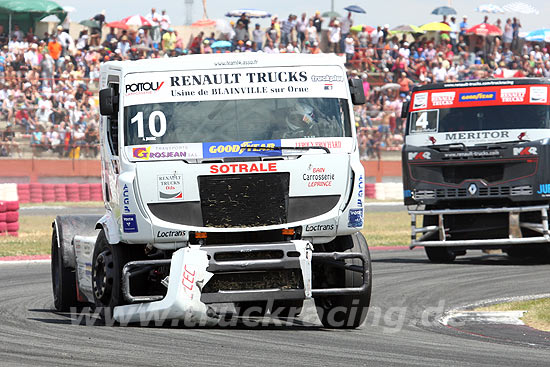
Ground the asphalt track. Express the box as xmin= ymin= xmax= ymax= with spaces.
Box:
xmin=1 ymin=248 xmax=550 ymax=366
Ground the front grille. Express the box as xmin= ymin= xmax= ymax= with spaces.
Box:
xmin=199 ymin=173 xmax=289 ymax=228
xmin=202 ymin=269 xmax=303 ymax=293
xmin=442 ymin=164 xmax=504 ymax=184
xmin=415 ymin=185 xmax=533 ymax=200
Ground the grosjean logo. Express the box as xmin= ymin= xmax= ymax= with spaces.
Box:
xmin=133 ymin=146 xmax=151 ymax=159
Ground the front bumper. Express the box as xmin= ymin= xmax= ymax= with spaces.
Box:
xmin=113 ymin=240 xmax=369 ymax=324
xmin=409 ymin=205 xmax=550 ymax=248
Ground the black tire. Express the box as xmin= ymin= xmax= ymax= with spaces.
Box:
xmin=425 ymin=247 xmax=456 ymax=263
xmin=314 ymin=233 xmax=372 ymax=329
xmin=92 ymin=230 xmax=130 ymax=320
xmin=270 ymin=300 xmax=304 ymax=318
xmin=51 ymin=227 xmax=78 ymax=312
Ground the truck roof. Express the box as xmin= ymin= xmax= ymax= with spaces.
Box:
xmin=411 ymin=78 xmax=550 ymax=93
xmin=101 ymin=53 xmax=347 ymax=75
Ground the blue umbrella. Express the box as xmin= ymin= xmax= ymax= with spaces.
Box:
xmin=211 ymin=40 xmax=232 ymax=48
xmin=431 ymin=6 xmax=457 ymax=15
xmin=475 ymin=4 xmax=505 ymax=13
xmin=524 ymin=29 xmax=550 ymax=42
xmin=344 ymin=5 xmax=366 ymax=14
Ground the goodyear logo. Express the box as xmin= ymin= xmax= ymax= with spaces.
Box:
xmin=203 ymin=140 xmax=282 ymax=158
xmin=459 ymin=92 xmax=496 ymax=102
xmin=133 ymin=146 xmax=151 ymax=160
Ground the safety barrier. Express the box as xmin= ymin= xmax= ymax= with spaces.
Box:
xmin=16 ymin=183 xmax=103 ymax=203
xmin=0 ymin=184 xmax=20 ymax=236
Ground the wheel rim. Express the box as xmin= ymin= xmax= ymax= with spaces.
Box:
xmin=93 ymin=250 xmax=114 ymax=304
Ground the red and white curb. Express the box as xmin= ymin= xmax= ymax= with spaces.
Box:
xmin=0 ymin=255 xmax=51 ymax=264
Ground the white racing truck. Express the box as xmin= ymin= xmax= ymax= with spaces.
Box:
xmin=51 ymin=53 xmax=371 ymax=328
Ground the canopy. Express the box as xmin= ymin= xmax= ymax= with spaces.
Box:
xmin=0 ymin=0 xmax=67 ymax=33
xmin=524 ymin=29 xmax=550 ymax=42
xmin=475 ymin=4 xmax=505 ymax=13
xmin=431 ymin=6 xmax=456 ymax=16
xmin=344 ymin=5 xmax=366 ymax=14
xmin=391 ymin=24 xmax=424 ymax=33
xmin=225 ymin=9 xmax=271 ymax=18
xmin=350 ymin=25 xmax=374 ymax=33
xmin=466 ymin=23 xmax=502 ymax=36
xmin=419 ymin=22 xmax=452 ymax=32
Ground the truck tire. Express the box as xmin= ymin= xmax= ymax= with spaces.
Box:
xmin=51 ymin=227 xmax=78 ymax=311
xmin=314 ymin=233 xmax=372 ymax=329
xmin=425 ymin=247 xmax=456 ymax=263
xmin=92 ymin=230 xmax=129 ymax=320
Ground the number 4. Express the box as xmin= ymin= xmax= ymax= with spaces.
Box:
xmin=416 ymin=112 xmax=429 ymax=130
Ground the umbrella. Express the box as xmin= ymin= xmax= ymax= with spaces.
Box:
xmin=121 ymin=15 xmax=152 ymax=27
xmin=502 ymin=2 xmax=540 ymax=15
xmin=225 ymin=9 xmax=271 ymax=18
xmin=524 ymin=29 xmax=550 ymax=42
xmin=211 ymin=40 xmax=232 ymax=48
xmin=380 ymin=83 xmax=401 ymax=91
xmin=79 ymin=19 xmax=100 ymax=28
xmin=350 ymin=25 xmax=374 ymax=32
xmin=192 ymin=19 xmax=216 ymax=27
xmin=475 ymin=4 xmax=505 ymax=13
xmin=105 ymin=21 xmax=130 ymax=30
xmin=419 ymin=22 xmax=452 ymax=32
xmin=391 ymin=24 xmax=424 ymax=33
xmin=344 ymin=5 xmax=366 ymax=14
xmin=322 ymin=11 xmax=342 ymax=18
xmin=466 ymin=23 xmax=502 ymax=36
xmin=431 ymin=6 xmax=456 ymax=16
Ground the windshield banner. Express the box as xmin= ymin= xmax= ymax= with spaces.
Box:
xmin=405 ymin=128 xmax=550 ymax=147
xmin=411 ymin=85 xmax=549 ymax=111
xmin=124 ymin=66 xmax=348 ymax=106
xmin=125 ymin=137 xmax=354 ymax=162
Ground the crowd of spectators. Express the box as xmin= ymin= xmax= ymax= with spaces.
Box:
xmin=0 ymin=8 xmax=543 ymax=160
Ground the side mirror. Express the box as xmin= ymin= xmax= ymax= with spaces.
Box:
xmin=401 ymin=101 xmax=410 ymax=118
xmin=99 ymin=88 xmax=117 ymax=116
xmin=348 ymin=78 xmax=366 ymax=105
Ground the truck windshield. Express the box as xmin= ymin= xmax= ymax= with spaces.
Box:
xmin=408 ymin=105 xmax=550 ymax=135
xmin=124 ymin=97 xmax=350 ymax=146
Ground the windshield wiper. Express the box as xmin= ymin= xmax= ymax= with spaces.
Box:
xmin=430 ymin=142 xmax=467 ymax=151
xmin=243 ymin=145 xmax=331 ymax=154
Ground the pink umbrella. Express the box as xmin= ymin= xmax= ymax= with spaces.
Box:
xmin=105 ymin=20 xmax=130 ymax=30
xmin=466 ymin=23 xmax=502 ymax=36
xmin=121 ymin=15 xmax=152 ymax=27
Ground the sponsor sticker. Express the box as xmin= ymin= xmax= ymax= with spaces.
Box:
xmin=413 ymin=92 xmax=428 ymax=109
xmin=203 ymin=140 xmax=281 ymax=158
xmin=500 ymin=88 xmax=526 ymax=103
xmin=459 ymin=92 xmax=496 ymax=102
xmin=537 ymin=184 xmax=550 ymax=197
xmin=305 ymin=224 xmax=335 ymax=232
xmin=431 ymin=91 xmax=455 ymax=106
xmin=156 ymin=230 xmax=185 ymax=238
xmin=122 ymin=214 xmax=138 ymax=233
xmin=302 ymin=166 xmax=335 ymax=187
xmin=530 ymin=86 xmax=548 ymax=103
xmin=403 ymin=190 xmax=412 ymax=198
xmin=125 ymin=81 xmax=165 ymax=95
xmin=209 ymin=162 xmax=277 ymax=174
xmin=157 ymin=174 xmax=183 ymax=201
xmin=130 ymin=144 xmax=202 ymax=161
xmin=122 ymin=184 xmax=130 ymax=213
xmin=348 ymin=208 xmax=363 ymax=228
xmin=408 ymin=152 xmax=431 ymax=160
xmin=513 ymin=147 xmax=538 ymax=156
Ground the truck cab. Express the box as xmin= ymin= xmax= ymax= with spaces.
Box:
xmin=51 ymin=53 xmax=372 ymax=328
xmin=402 ymin=79 xmax=550 ymax=262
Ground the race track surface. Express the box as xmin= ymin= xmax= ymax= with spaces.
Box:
xmin=1 ymin=249 xmax=549 ymax=366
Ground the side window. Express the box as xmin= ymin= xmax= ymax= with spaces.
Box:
xmin=107 ymin=83 xmax=120 ymax=155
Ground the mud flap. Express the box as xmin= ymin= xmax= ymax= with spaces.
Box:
xmin=113 ymin=247 xmax=218 ymax=325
